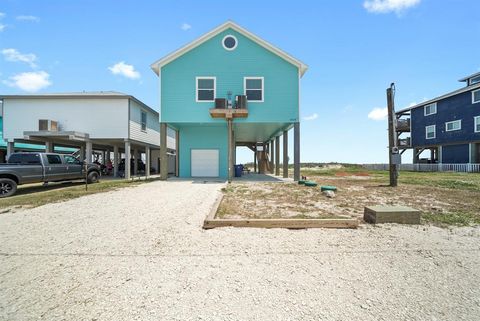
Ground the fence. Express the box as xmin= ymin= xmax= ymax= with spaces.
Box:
xmin=362 ymin=163 xmax=480 ymax=173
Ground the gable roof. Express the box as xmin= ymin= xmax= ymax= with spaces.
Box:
xmin=150 ymin=21 xmax=308 ymax=77
xmin=459 ymin=71 xmax=480 ymax=82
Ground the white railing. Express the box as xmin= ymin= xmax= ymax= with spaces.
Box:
xmin=362 ymin=163 xmax=480 ymax=173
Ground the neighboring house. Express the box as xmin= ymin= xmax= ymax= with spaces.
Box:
xmin=396 ymin=72 xmax=480 ymax=164
xmin=151 ymin=21 xmax=308 ymax=181
xmin=0 ymin=92 xmax=174 ymax=178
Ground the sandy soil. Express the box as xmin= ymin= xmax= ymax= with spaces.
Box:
xmin=0 ymin=179 xmax=479 ymax=320
xmin=218 ymin=174 xmax=480 ymax=220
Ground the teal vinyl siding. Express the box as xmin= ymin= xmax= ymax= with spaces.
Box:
xmin=178 ymin=125 xmax=228 ymax=178
xmin=161 ymin=28 xmax=299 ymax=124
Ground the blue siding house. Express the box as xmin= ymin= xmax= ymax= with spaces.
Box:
xmin=396 ymin=72 xmax=480 ymax=164
xmin=150 ymin=21 xmax=307 ymax=180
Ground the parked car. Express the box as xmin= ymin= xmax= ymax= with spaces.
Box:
xmin=0 ymin=152 xmax=101 ymax=198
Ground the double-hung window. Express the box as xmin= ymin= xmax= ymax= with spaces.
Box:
xmin=244 ymin=77 xmax=264 ymax=102
xmin=445 ymin=120 xmax=461 ymax=132
xmin=196 ymin=77 xmax=216 ymax=102
xmin=424 ymin=103 xmax=437 ymax=116
xmin=426 ymin=125 xmax=436 ymax=139
xmin=473 ymin=89 xmax=480 ymax=104
xmin=141 ymin=111 xmax=147 ymax=132
xmin=475 ymin=116 xmax=480 ymax=133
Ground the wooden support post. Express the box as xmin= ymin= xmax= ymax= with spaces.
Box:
xmin=269 ymin=139 xmax=275 ymax=174
xmin=145 ymin=146 xmax=150 ymax=177
xmin=175 ymin=130 xmax=179 ymax=177
xmin=293 ymin=122 xmax=300 ymax=181
xmin=124 ymin=141 xmax=131 ymax=179
xmin=275 ymin=136 xmax=280 ymax=176
xmin=227 ymin=119 xmax=233 ymax=182
xmin=85 ymin=141 xmax=92 ymax=163
xmin=113 ymin=145 xmax=119 ymax=177
xmin=386 ymin=84 xmax=398 ymax=187
xmin=160 ymin=123 xmax=168 ymax=180
xmin=6 ymin=141 xmax=14 ymax=159
xmin=283 ymin=130 xmax=288 ymax=178
xmin=45 ymin=141 xmax=54 ymax=153
xmin=253 ymin=145 xmax=257 ymax=173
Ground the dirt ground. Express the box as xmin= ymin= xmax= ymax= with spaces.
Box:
xmin=218 ymin=169 xmax=480 ymax=225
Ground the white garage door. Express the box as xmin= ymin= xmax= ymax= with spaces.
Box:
xmin=191 ymin=149 xmax=219 ymax=177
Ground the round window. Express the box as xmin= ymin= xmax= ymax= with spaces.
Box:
xmin=222 ymin=35 xmax=237 ymax=51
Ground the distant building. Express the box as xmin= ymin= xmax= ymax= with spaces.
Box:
xmin=396 ymin=72 xmax=480 ymax=164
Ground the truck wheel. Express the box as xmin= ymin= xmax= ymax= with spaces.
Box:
xmin=87 ymin=171 xmax=99 ymax=184
xmin=0 ymin=178 xmax=17 ymax=198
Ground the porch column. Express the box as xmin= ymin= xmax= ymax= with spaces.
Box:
xmin=113 ymin=145 xmax=119 ymax=177
xmin=282 ymin=130 xmax=288 ymax=178
xmin=79 ymin=146 xmax=85 ymax=161
xmin=133 ymin=148 xmax=139 ymax=175
xmin=438 ymin=146 xmax=443 ymax=164
xmin=145 ymin=146 xmax=151 ymax=177
xmin=85 ymin=141 xmax=93 ymax=163
xmin=275 ymin=136 xmax=280 ymax=176
xmin=124 ymin=141 xmax=131 ymax=179
xmin=269 ymin=139 xmax=275 ymax=174
xmin=253 ymin=145 xmax=257 ymax=173
xmin=175 ymin=130 xmax=179 ymax=177
xmin=293 ymin=122 xmax=300 ymax=181
xmin=160 ymin=123 xmax=168 ymax=180
xmin=227 ymin=119 xmax=233 ymax=182
xmin=45 ymin=141 xmax=54 ymax=153
xmin=6 ymin=141 xmax=14 ymax=158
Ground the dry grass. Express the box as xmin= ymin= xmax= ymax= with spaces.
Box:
xmin=218 ymin=167 xmax=480 ymax=226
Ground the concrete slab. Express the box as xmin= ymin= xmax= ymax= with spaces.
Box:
xmin=364 ymin=205 xmax=421 ymax=224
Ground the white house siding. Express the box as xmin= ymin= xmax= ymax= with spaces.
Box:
xmin=129 ymin=99 xmax=160 ymax=146
xmin=3 ymin=98 xmax=129 ymax=140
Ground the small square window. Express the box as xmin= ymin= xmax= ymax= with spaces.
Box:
xmin=196 ymin=77 xmax=216 ymax=102
xmin=475 ymin=116 xmax=480 ymax=133
xmin=244 ymin=77 xmax=264 ymax=102
xmin=424 ymin=103 xmax=437 ymax=116
xmin=473 ymin=89 xmax=480 ymax=104
xmin=426 ymin=125 xmax=436 ymax=139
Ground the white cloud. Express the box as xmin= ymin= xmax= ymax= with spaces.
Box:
xmin=0 ymin=12 xmax=5 ymax=19
xmin=16 ymin=15 xmax=40 ymax=22
xmin=0 ymin=24 xmax=5 ymax=32
xmin=364 ymin=0 xmax=421 ymax=14
xmin=2 ymin=48 xmax=37 ymax=67
xmin=368 ymin=107 xmax=388 ymax=121
xmin=303 ymin=113 xmax=318 ymax=121
xmin=108 ymin=61 xmax=140 ymax=79
xmin=4 ymin=71 xmax=52 ymax=92
xmin=181 ymin=23 xmax=191 ymax=31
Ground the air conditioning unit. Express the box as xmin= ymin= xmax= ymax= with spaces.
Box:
xmin=39 ymin=119 xmax=59 ymax=131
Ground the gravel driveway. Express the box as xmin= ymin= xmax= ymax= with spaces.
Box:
xmin=0 ymin=180 xmax=479 ymax=321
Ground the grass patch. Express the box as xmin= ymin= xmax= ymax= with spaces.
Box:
xmin=422 ymin=211 xmax=480 ymax=227
xmin=0 ymin=178 xmax=159 ymax=211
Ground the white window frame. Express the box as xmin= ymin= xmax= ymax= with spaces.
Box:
xmin=140 ymin=110 xmax=147 ymax=132
xmin=195 ymin=77 xmax=216 ymax=103
xmin=445 ymin=120 xmax=461 ymax=132
xmin=244 ymin=77 xmax=264 ymax=103
xmin=222 ymin=35 xmax=238 ymax=51
xmin=472 ymin=89 xmax=480 ymax=104
xmin=425 ymin=125 xmax=436 ymax=139
xmin=469 ymin=76 xmax=480 ymax=86
xmin=424 ymin=102 xmax=437 ymax=116
xmin=475 ymin=116 xmax=480 ymax=133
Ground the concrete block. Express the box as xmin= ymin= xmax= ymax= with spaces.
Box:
xmin=364 ymin=205 xmax=421 ymax=224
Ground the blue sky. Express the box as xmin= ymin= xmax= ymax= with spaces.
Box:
xmin=1 ymin=0 xmax=479 ymax=163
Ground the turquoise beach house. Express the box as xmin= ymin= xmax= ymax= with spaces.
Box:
xmin=151 ymin=21 xmax=307 ymax=181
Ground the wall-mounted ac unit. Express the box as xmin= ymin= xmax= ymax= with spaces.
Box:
xmin=39 ymin=119 xmax=59 ymax=131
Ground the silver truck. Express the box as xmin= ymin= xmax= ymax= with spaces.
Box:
xmin=0 ymin=152 xmax=101 ymax=198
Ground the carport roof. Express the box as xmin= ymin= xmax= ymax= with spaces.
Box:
xmin=0 ymin=91 xmax=159 ymax=116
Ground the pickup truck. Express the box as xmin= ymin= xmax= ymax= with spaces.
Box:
xmin=0 ymin=152 xmax=101 ymax=198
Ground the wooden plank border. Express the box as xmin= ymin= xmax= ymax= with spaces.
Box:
xmin=203 ymin=193 xmax=359 ymax=229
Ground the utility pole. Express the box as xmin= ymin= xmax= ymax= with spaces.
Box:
xmin=387 ymin=83 xmax=399 ymax=187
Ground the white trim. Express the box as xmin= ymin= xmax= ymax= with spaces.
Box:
xmin=195 ymin=76 xmax=216 ymax=103
xmin=425 ymin=125 xmax=436 ymax=139
xmin=150 ymin=21 xmax=308 ymax=77
xmin=424 ymin=102 xmax=437 ymax=116
xmin=474 ymin=116 xmax=480 ymax=133
xmin=473 ymin=89 xmax=480 ymax=104
xmin=445 ymin=120 xmax=461 ymax=132
xmin=222 ymin=35 xmax=238 ymax=51
xmin=244 ymin=77 xmax=264 ymax=103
